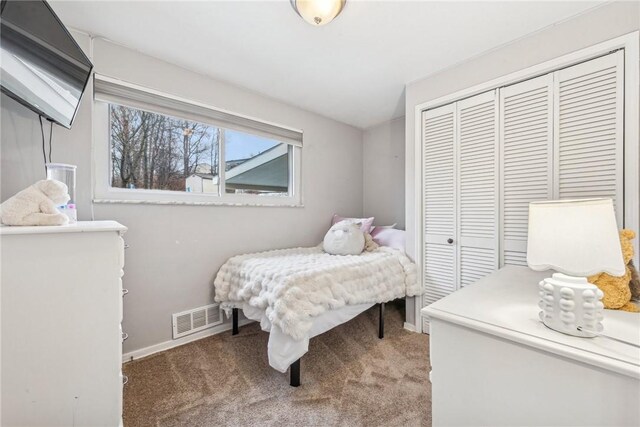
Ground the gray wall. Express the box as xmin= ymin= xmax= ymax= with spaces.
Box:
xmin=363 ymin=117 xmax=405 ymax=229
xmin=1 ymin=32 xmax=94 ymax=217
xmin=1 ymin=31 xmax=364 ymax=354
xmin=404 ymin=1 xmax=640 ymax=326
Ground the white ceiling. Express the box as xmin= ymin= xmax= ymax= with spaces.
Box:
xmin=50 ymin=1 xmax=604 ymax=129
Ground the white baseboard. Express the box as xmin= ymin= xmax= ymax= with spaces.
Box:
xmin=403 ymin=322 xmax=417 ymax=332
xmin=122 ymin=319 xmax=252 ymax=363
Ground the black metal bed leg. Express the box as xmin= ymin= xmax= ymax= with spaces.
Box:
xmin=290 ymin=358 xmax=301 ymax=387
xmin=232 ymin=308 xmax=239 ymax=335
xmin=379 ymin=302 xmax=385 ymax=339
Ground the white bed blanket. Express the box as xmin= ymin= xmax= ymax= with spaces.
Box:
xmin=242 ymin=302 xmax=374 ymax=372
xmin=214 ymin=246 xmax=419 ymax=340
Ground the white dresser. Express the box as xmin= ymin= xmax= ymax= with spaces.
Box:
xmin=1 ymin=221 xmax=127 ymax=426
xmin=422 ymin=266 xmax=640 ymax=427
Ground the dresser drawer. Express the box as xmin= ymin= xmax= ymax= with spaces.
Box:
xmin=117 ymin=236 xmax=126 ymax=270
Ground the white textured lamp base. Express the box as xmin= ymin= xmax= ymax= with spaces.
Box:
xmin=538 ymin=273 xmax=604 ymax=337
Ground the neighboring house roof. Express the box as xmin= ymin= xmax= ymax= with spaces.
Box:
xmin=187 ymin=144 xmax=288 ymax=192
xmin=226 ymin=144 xmax=288 ymax=192
xmin=194 ymin=163 xmax=214 ymax=174
xmin=189 ymin=173 xmax=216 ymax=180
xmin=225 ymin=158 xmax=249 ymax=170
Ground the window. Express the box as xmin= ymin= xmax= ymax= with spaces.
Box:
xmin=93 ymin=75 xmax=302 ymax=206
xmin=223 ymin=130 xmax=290 ymax=196
xmin=110 ymin=105 xmax=219 ymax=193
xmin=109 ymin=104 xmax=291 ymax=196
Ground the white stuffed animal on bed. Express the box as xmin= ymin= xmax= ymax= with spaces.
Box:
xmin=323 ymin=220 xmax=365 ymax=255
xmin=0 ymin=179 xmax=70 ymax=226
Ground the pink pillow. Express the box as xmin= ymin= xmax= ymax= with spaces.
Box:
xmin=332 ymin=214 xmax=374 ymax=234
xmin=370 ymin=223 xmax=397 ymax=233
xmin=370 ymin=228 xmax=406 ymax=252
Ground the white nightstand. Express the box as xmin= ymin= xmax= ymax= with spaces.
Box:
xmin=422 ymin=266 xmax=640 ymax=427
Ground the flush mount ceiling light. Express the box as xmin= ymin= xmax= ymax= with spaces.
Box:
xmin=290 ymin=0 xmax=346 ymax=26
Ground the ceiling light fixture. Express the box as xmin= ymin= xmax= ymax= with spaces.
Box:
xmin=290 ymin=0 xmax=346 ymax=26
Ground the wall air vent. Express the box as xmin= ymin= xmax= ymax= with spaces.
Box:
xmin=172 ymin=303 xmax=223 ymax=339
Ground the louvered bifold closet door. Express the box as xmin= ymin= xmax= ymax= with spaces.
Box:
xmin=554 ymin=51 xmax=624 ymax=225
xmin=456 ymin=91 xmax=499 ymax=287
xmin=422 ymin=103 xmax=456 ymax=319
xmin=500 ymin=74 xmax=554 ymax=266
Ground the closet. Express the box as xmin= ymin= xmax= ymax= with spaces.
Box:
xmin=422 ymin=50 xmax=624 ymax=316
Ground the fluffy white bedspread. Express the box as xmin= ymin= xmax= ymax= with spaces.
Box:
xmin=214 ymin=246 xmax=419 ymax=340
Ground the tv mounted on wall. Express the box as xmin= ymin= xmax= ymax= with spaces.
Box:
xmin=0 ymin=0 xmax=93 ymax=129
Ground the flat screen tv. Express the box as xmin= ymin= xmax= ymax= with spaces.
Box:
xmin=0 ymin=0 xmax=93 ymax=128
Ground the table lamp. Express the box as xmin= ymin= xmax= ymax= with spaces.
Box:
xmin=527 ymin=198 xmax=625 ymax=337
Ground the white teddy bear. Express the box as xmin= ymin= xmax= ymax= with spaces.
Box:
xmin=0 ymin=180 xmax=70 ymax=226
xmin=323 ymin=220 xmax=365 ymax=255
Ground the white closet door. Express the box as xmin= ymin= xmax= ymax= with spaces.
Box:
xmin=500 ymin=74 xmax=554 ymax=266
xmin=422 ymin=103 xmax=456 ymax=312
xmin=456 ymin=90 xmax=499 ymax=287
xmin=554 ymin=51 xmax=624 ymax=225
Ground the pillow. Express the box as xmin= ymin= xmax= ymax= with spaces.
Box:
xmin=323 ymin=220 xmax=365 ymax=255
xmin=370 ymin=223 xmax=397 ymax=233
xmin=331 ymin=214 xmax=374 ymax=234
xmin=370 ymin=227 xmax=406 ymax=252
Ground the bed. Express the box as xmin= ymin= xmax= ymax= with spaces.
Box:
xmin=214 ymin=244 xmax=419 ymax=386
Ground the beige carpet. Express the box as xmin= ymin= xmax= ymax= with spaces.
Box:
xmin=123 ymin=301 xmax=432 ymax=427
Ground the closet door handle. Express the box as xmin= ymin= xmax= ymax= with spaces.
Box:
xmin=122 ymin=332 xmax=129 ymax=341
xmin=447 ymin=238 xmax=454 ymax=244
xmin=122 ymin=289 xmax=129 ymax=297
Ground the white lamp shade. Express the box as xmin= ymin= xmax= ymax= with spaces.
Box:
xmin=527 ymin=198 xmax=625 ymax=277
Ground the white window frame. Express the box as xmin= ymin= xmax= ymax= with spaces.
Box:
xmin=92 ymin=75 xmax=303 ymax=207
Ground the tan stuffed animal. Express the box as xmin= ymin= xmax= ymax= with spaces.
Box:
xmin=629 ymin=260 xmax=640 ymax=301
xmin=0 ymin=180 xmax=70 ymax=226
xmin=588 ymin=229 xmax=639 ymax=312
